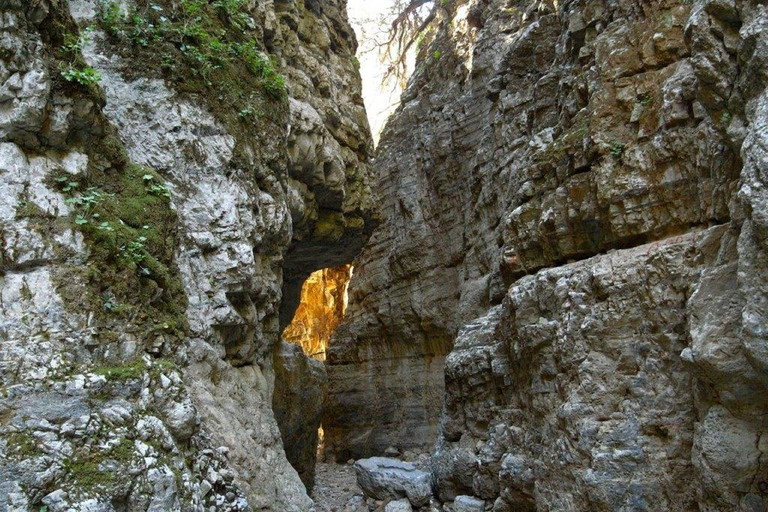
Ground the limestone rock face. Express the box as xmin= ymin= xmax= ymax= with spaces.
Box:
xmin=436 ymin=226 xmax=754 ymax=510
xmin=328 ymin=0 xmax=768 ymax=510
xmin=451 ymin=496 xmax=485 ymax=512
xmin=0 ymin=0 xmax=374 ymax=510
xmin=326 ymin=0 xmax=739 ymax=458
xmin=385 ymin=498 xmax=414 ymax=512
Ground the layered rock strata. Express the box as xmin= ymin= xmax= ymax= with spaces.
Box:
xmin=0 ymin=0 xmax=374 ymax=510
xmin=328 ymin=0 xmax=768 ymax=510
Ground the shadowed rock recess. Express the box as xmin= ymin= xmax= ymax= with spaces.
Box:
xmin=1 ymin=0 xmax=768 ymax=511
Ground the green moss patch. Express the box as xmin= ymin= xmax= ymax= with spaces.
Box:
xmin=64 ymin=438 xmax=138 ymax=491
xmin=37 ymin=2 xmax=105 ymax=101
xmin=64 ymin=459 xmax=114 ymax=490
xmin=4 ymin=432 xmax=42 ymax=459
xmin=49 ymin=159 xmax=188 ymax=343
xmin=93 ymin=0 xmax=288 ymax=154
xmin=94 ymin=359 xmax=147 ymax=381
xmin=14 ymin=197 xmax=49 ymax=221
xmin=94 ymin=357 xmax=177 ymax=381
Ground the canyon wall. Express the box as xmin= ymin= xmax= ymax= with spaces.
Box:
xmin=0 ymin=0 xmax=373 ymax=510
xmin=327 ymin=0 xmax=768 ymax=509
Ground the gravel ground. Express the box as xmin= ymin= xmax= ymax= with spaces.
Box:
xmin=312 ymin=461 xmax=365 ymax=512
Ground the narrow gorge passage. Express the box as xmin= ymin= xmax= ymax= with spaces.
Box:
xmin=274 ymin=264 xmax=352 ymax=497
xmin=278 ymin=254 xmax=435 ymax=510
xmin=283 ymin=0 xmax=768 ymax=511
xmin=2 ymin=0 xmax=768 ymax=511
xmin=274 ymin=2 xmax=442 ymax=508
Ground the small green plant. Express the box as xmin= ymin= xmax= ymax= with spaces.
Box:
xmin=126 ymin=6 xmax=165 ymax=47
xmin=212 ymin=0 xmax=249 ymax=29
xmin=234 ymin=43 xmax=287 ymax=98
xmin=55 ymin=175 xmax=79 ymax=193
xmin=416 ymin=33 xmax=427 ymax=51
xmin=261 ymin=73 xmax=286 ymax=100
xmin=61 ymin=31 xmax=87 ymax=54
xmin=662 ymin=12 xmax=675 ymax=28
xmin=65 ymin=187 xmax=109 ymax=209
xmin=94 ymin=358 xmax=147 ymax=381
xmin=98 ymin=1 xmax=124 ymax=36
xmin=142 ymin=174 xmax=172 ymax=199
xmin=238 ymin=103 xmax=264 ymax=121
xmin=609 ymin=140 xmax=626 ymax=159
xmin=61 ymin=66 xmax=101 ymax=86
xmin=181 ymin=0 xmax=206 ymax=17
xmin=62 ymin=185 xmax=111 ymax=227
xmin=432 ymin=50 xmax=442 ymax=59
xmin=102 ymin=295 xmax=119 ymax=312
xmin=123 ymin=236 xmax=149 ymax=266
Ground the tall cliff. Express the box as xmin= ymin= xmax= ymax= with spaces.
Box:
xmin=326 ymin=0 xmax=768 ymax=510
xmin=0 ymin=0 xmax=374 ymax=510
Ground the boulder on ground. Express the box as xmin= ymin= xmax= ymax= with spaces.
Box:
xmin=354 ymin=457 xmax=432 ymax=507
xmin=453 ymin=495 xmax=485 ymax=512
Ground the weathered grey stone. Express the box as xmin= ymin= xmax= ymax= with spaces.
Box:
xmin=452 ymin=496 xmax=485 ymax=512
xmin=273 ymin=341 xmax=328 ymax=492
xmin=326 ymin=2 xmax=768 ymax=512
xmin=384 ymin=498 xmax=414 ymax=512
xmin=354 ymin=457 xmax=432 ymax=507
xmin=325 ymin=0 xmax=741 ymax=460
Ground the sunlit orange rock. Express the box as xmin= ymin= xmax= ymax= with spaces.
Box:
xmin=282 ymin=265 xmax=352 ymax=360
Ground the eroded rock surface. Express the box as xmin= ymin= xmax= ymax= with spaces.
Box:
xmin=324 ymin=0 xmax=743 ymax=460
xmin=0 ymin=0 xmax=374 ymax=510
xmin=273 ymin=341 xmax=327 ymax=493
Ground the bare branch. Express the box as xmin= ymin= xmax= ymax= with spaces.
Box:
xmin=388 ymin=0 xmax=433 ymax=36
xmin=381 ymin=0 xmax=437 ymax=85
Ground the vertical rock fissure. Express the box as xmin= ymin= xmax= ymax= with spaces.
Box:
xmin=273 ymin=265 xmax=353 ymax=495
